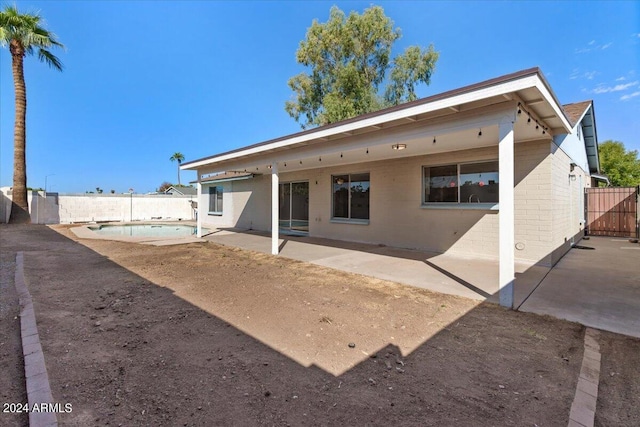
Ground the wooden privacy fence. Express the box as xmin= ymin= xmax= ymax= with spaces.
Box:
xmin=585 ymin=186 xmax=639 ymax=238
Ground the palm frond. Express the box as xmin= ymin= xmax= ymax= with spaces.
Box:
xmin=38 ymin=48 xmax=63 ymax=70
xmin=1 ymin=5 xmax=64 ymax=61
xmin=0 ymin=27 xmax=8 ymax=46
xmin=27 ymin=26 xmax=63 ymax=49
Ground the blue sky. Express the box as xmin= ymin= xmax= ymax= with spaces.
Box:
xmin=1 ymin=1 xmax=638 ymax=194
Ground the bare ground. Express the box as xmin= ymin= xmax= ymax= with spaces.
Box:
xmin=0 ymin=224 xmax=637 ymax=426
xmin=0 ymin=245 xmax=28 ymax=427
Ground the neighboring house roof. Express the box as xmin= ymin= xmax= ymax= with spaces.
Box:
xmin=563 ymin=100 xmax=592 ymax=127
xmin=563 ymin=100 xmax=600 ymax=174
xmin=182 ymin=67 xmax=574 ymax=174
xmin=164 ymin=186 xmax=197 ymax=196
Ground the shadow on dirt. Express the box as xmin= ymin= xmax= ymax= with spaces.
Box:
xmin=1 ymin=224 xmax=587 ymax=426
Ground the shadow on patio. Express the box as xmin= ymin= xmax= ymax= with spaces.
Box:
xmin=203 ymin=227 xmax=551 ymax=308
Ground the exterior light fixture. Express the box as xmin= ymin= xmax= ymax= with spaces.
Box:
xmin=433 ymin=137 xmax=436 ymax=144
xmin=391 ymin=144 xmax=407 ymax=150
xmin=268 ymin=165 xmax=272 ymax=169
xmin=478 ymin=129 xmax=482 ymax=138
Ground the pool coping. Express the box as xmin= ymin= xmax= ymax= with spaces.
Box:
xmin=69 ymin=221 xmax=208 ymax=246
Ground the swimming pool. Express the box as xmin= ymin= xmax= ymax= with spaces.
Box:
xmin=89 ymin=224 xmax=204 ymax=238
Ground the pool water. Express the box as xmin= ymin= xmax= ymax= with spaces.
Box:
xmin=90 ymin=224 xmax=204 ymax=238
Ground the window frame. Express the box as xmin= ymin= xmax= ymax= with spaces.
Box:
xmin=422 ymin=160 xmax=499 ymax=210
xmin=330 ymin=172 xmax=370 ymax=224
xmin=208 ymin=185 xmax=223 ymax=215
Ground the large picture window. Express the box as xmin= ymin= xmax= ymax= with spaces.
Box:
xmin=332 ymin=173 xmax=370 ymax=221
xmin=423 ymin=161 xmax=499 ymax=205
xmin=208 ymin=186 xmax=223 ymax=214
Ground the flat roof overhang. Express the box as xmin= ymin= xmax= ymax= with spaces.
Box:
xmin=183 ymin=68 xmax=573 ymax=177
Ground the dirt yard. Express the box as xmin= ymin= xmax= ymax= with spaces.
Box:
xmin=1 ymin=224 xmax=638 ymax=426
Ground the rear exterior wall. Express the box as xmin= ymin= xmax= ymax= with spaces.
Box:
xmin=549 ymin=143 xmax=590 ymax=264
xmin=200 ymin=140 xmax=564 ymax=265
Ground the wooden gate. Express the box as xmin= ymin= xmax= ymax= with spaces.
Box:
xmin=585 ymin=186 xmax=639 ymax=237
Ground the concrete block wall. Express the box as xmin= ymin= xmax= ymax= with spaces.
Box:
xmin=198 ymin=141 xmax=590 ymax=266
xmin=0 ymin=190 xmax=195 ymax=224
xmin=200 ymin=145 xmax=552 ymax=262
xmin=550 ymin=144 xmax=589 ymax=264
xmin=264 ymin=147 xmax=500 ymax=258
xmin=29 ymin=192 xmax=60 ymax=224
xmin=513 ymin=140 xmax=554 ymax=265
xmin=0 ymin=188 xmax=10 ymax=223
xmin=56 ymin=194 xmax=195 ymax=223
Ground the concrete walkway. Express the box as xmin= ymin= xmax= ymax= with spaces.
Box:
xmin=205 ymin=230 xmax=640 ymax=339
xmin=519 ymin=237 xmax=640 ymax=339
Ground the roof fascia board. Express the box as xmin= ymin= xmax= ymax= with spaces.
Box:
xmin=195 ymin=104 xmax=516 ymax=175
xmin=533 ymin=79 xmax=573 ymax=133
xmin=183 ymin=76 xmax=543 ymax=171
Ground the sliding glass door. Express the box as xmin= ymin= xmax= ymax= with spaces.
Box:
xmin=279 ymin=182 xmax=309 ymax=233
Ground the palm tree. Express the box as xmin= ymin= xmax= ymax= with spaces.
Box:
xmin=1 ymin=6 xmax=64 ymax=223
xmin=170 ymin=152 xmax=185 ymax=186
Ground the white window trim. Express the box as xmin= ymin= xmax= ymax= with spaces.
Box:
xmin=208 ymin=185 xmax=223 ymax=215
xmin=331 ymin=172 xmax=370 ymax=223
xmin=422 ymin=160 xmax=499 ymax=209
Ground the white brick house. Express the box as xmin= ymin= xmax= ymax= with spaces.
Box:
xmin=182 ymin=68 xmax=601 ymax=307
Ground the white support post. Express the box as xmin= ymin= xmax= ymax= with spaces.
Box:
xmin=499 ymin=121 xmax=515 ymax=308
xmin=271 ymin=163 xmax=279 ymax=255
xmin=196 ymin=181 xmax=203 ymax=238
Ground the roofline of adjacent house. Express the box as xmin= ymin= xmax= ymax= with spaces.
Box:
xmin=563 ymin=100 xmax=593 ymax=127
xmin=588 ymin=101 xmax=602 ymax=174
xmin=182 ymin=67 xmax=572 ymax=170
xmin=563 ymin=100 xmax=602 ymax=174
xmin=590 ymin=173 xmax=610 ymax=186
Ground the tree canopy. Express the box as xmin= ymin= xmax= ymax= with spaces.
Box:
xmin=285 ymin=5 xmax=438 ymax=129
xmin=158 ymin=181 xmax=172 ymax=192
xmin=598 ymin=140 xmax=640 ymax=187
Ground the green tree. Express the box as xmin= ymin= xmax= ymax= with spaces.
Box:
xmin=285 ymin=5 xmax=438 ymax=129
xmin=598 ymin=140 xmax=640 ymax=187
xmin=158 ymin=181 xmax=172 ymax=192
xmin=169 ymin=152 xmax=185 ymax=186
xmin=0 ymin=5 xmax=64 ymax=223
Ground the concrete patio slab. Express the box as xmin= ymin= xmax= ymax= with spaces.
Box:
xmin=520 ymin=237 xmax=640 ymax=339
xmin=204 ymin=230 xmax=639 ymax=339
xmin=204 ymin=229 xmax=550 ymax=307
